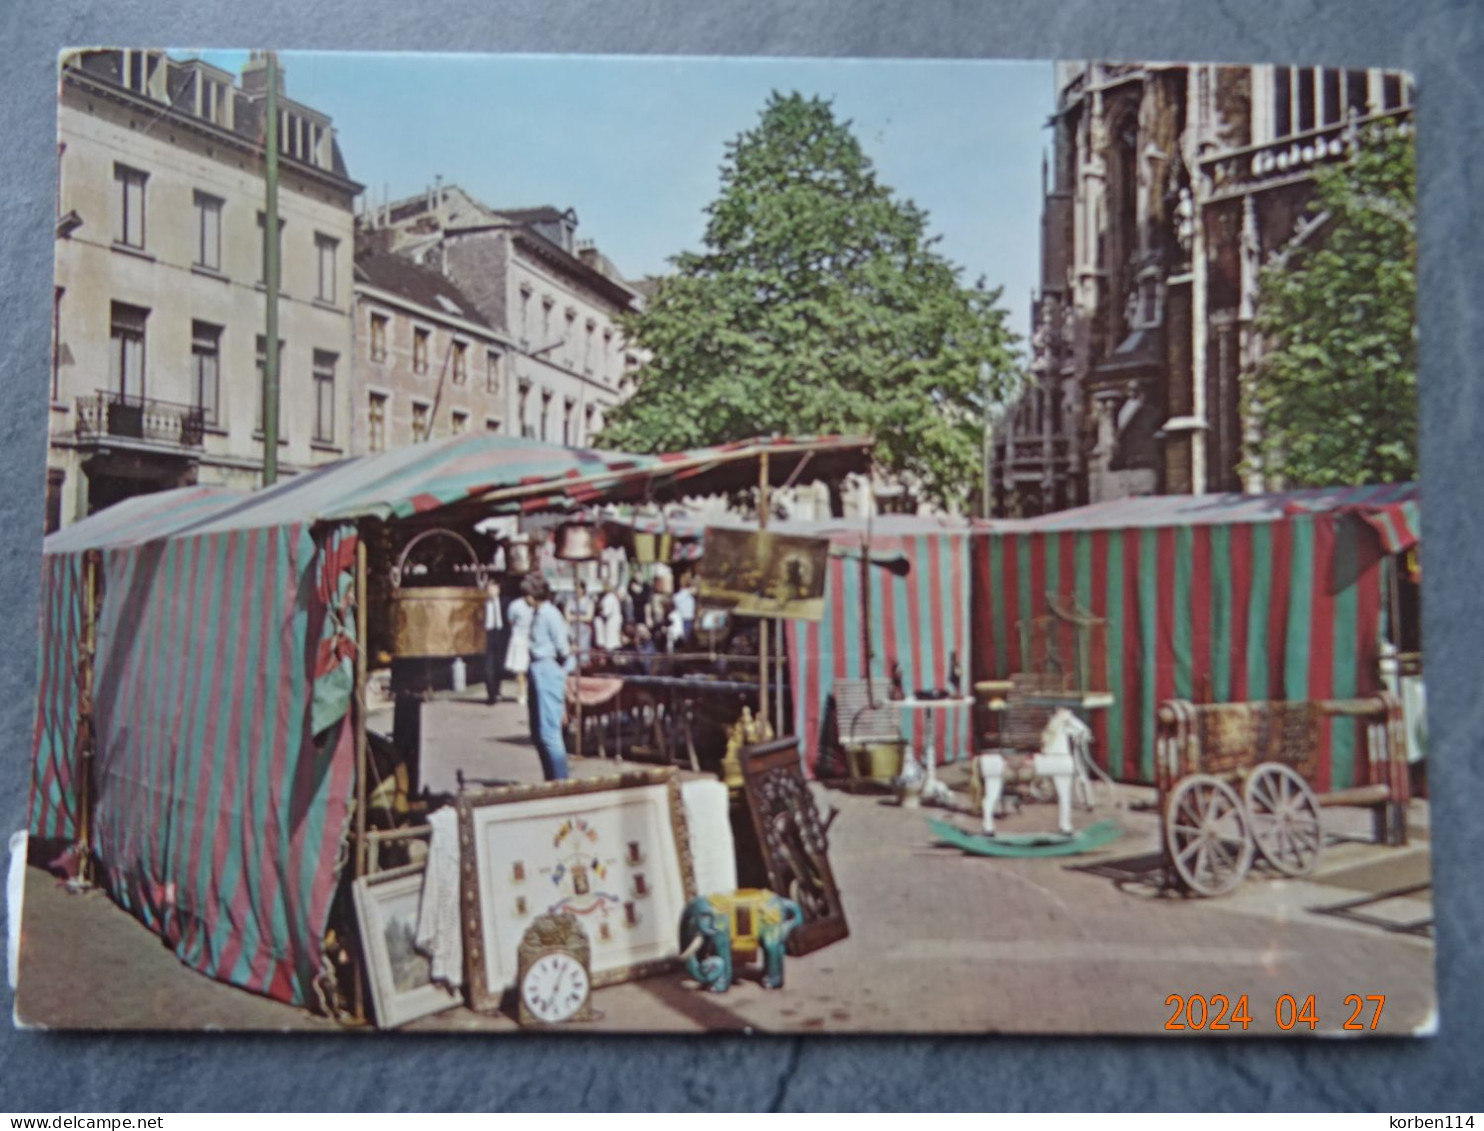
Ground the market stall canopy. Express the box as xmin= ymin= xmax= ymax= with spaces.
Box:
xmin=970 ymin=482 xmax=1420 ymax=793
xmin=985 ymin=483 xmax=1419 ymax=551
xmin=43 ymin=433 xmax=876 ymax=552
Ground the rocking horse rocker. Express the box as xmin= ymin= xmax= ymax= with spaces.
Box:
xmin=931 ymin=708 xmax=1122 ymax=858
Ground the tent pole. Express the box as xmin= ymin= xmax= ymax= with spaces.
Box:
xmin=76 ymin=549 xmax=99 ymax=886
xmin=758 ymin=453 xmax=770 ymax=734
xmin=353 ymin=535 xmax=369 ymax=1024
xmin=574 ymin=559 xmax=583 ymax=763
xmin=775 ymin=608 xmax=785 ymax=739
xmin=354 ymin=537 xmax=369 ymax=879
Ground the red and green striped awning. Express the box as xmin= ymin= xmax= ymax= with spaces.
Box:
xmin=971 ymin=483 xmax=1418 ymax=791
xmin=29 ymin=433 xmax=870 ymax=1008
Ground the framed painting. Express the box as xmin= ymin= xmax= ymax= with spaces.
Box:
xmin=697 ymin=527 xmax=830 ymax=621
xmin=456 ymin=768 xmax=697 ymax=1014
xmin=739 ymin=737 xmax=850 ymax=955
xmin=351 ymin=863 xmax=461 ymax=1030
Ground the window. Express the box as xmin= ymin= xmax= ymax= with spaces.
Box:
xmin=1384 ymin=73 xmax=1405 ymax=111
xmin=109 ymin=302 xmax=147 ymax=398
xmin=313 ymin=350 xmax=336 ymax=444
xmin=542 ymin=296 xmax=554 ymax=341
xmin=1272 ymin=67 xmax=1401 ymax=141
xmin=518 ymin=383 xmax=532 ymax=438
xmin=113 ymin=164 xmax=147 ymax=249
xmin=254 ymin=335 xmax=285 ymax=435
xmin=315 ymin=233 xmax=338 ymax=303
xmin=451 ymin=409 xmax=468 ymax=435
xmin=564 ymin=310 xmax=577 ymax=368
xmin=562 ymin=398 xmax=575 ymax=446
xmin=1273 ymin=66 xmax=1292 ymax=137
xmin=192 ymin=321 xmax=222 ymax=426
xmin=193 ymin=191 xmax=222 ymax=271
xmin=486 ymin=350 xmax=502 ymax=395
xmin=368 ymin=392 xmax=388 ymax=452
xmin=280 ymin=111 xmax=316 ymax=163
xmin=369 ymin=312 xmax=388 ymax=362
xmin=256 ymin=212 xmax=284 ymax=287
xmin=413 ymin=327 xmax=430 ymax=374
xmin=540 ymin=389 xmax=552 ymax=441
xmin=1296 ymin=66 xmax=1316 ymax=133
xmin=519 ymin=286 xmax=532 ymax=345
xmin=201 ymin=78 xmax=228 ymax=126
xmin=412 ymin=401 xmax=431 ymax=443
xmin=584 ymin=403 xmax=596 ymax=443
xmin=486 ymin=418 xmax=501 ymax=433
xmin=452 ymin=340 xmax=468 ymax=385
xmin=123 ymin=50 xmax=161 ymax=96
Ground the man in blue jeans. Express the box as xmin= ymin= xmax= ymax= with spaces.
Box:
xmin=522 ymin=573 xmax=571 ymax=781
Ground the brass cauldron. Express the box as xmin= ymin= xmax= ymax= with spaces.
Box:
xmin=390 ymin=528 xmax=488 ymax=658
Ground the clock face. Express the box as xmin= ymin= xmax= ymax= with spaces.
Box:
xmin=521 ymin=952 xmax=590 ymax=1024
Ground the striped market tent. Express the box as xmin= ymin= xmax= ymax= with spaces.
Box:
xmin=785 ymin=517 xmax=975 ymax=777
xmin=971 ymin=484 xmax=1420 ymax=790
xmin=29 ymin=432 xmax=869 ymax=1007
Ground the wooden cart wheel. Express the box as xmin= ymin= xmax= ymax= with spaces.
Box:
xmin=1243 ymin=762 xmax=1322 ymax=877
xmin=1164 ymin=774 xmax=1254 ymax=897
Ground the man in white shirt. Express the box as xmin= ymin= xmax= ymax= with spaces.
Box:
xmin=672 ymin=579 xmax=697 ymax=642
xmin=595 ymin=582 xmax=624 ymax=652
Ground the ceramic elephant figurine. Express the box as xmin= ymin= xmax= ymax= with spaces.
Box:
xmin=678 ymin=889 xmax=804 ymax=992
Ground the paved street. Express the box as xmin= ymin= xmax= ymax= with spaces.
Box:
xmin=15 ymin=694 xmax=1436 ymax=1036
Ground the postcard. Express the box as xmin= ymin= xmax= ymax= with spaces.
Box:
xmin=15 ymin=50 xmax=1430 ymax=1036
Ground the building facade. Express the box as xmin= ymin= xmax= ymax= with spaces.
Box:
xmin=358 ymin=185 xmax=642 ymax=449
xmin=351 ymin=252 xmax=514 ymax=453
xmin=993 ymin=62 xmax=1414 ymax=517
xmin=49 ymin=50 xmax=360 ymax=530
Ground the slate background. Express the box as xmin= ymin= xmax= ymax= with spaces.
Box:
xmin=1 ymin=0 xmax=1480 ymax=1112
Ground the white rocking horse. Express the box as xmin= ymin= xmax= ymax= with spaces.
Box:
xmin=974 ymin=708 xmax=1092 ymax=836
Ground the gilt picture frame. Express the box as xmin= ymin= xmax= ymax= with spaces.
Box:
xmin=456 ymin=768 xmax=697 ymax=1014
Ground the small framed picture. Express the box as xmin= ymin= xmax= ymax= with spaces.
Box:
xmin=352 ymin=864 xmax=460 ymax=1029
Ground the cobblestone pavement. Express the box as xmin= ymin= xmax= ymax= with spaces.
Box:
xmin=14 ymin=694 xmax=1437 ymax=1036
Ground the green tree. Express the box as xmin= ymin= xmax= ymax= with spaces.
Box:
xmin=1247 ymin=122 xmax=1417 ymax=487
xmin=599 ymin=92 xmax=1022 ymax=510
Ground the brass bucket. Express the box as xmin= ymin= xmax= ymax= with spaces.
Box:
xmin=390 ymin=528 xmax=488 ymax=658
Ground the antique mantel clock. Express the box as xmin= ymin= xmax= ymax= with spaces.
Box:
xmin=516 ymin=911 xmax=596 ymax=1026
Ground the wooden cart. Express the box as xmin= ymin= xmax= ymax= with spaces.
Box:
xmin=1154 ymin=693 xmax=1409 ymax=897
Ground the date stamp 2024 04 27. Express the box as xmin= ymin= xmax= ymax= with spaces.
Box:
xmin=1163 ymin=993 xmax=1388 ymax=1033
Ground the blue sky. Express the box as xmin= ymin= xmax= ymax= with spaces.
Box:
xmin=193 ymin=51 xmax=1053 ymax=352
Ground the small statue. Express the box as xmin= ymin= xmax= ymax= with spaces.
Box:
xmin=678 ymin=889 xmax=804 ymax=992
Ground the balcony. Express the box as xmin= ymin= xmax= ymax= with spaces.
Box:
xmin=1201 ymin=109 xmax=1412 ymax=202
xmin=76 ymin=391 xmax=206 ymax=449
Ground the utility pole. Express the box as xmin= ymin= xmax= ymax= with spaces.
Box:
xmin=981 ymin=379 xmax=994 ymax=520
xmin=263 ymin=50 xmax=281 ymax=486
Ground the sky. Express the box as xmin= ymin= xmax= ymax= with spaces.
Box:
xmin=193 ymin=50 xmax=1054 ymax=353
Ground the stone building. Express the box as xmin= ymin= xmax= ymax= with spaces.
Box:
xmin=48 ymin=49 xmax=360 ymax=531
xmin=351 ymin=252 xmax=514 ymax=453
xmin=358 ymin=184 xmax=643 ymax=449
xmin=992 ymin=62 xmax=1414 ymax=517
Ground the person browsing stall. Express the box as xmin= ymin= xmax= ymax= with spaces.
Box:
xmin=523 ymin=573 xmax=572 ymax=781
xmin=672 ymin=577 xmax=697 ymax=641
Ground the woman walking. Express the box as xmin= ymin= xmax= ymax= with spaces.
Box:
xmin=504 ymin=587 xmax=534 ymax=706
